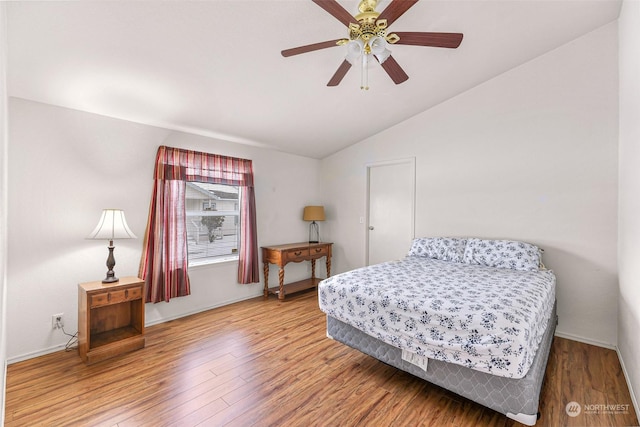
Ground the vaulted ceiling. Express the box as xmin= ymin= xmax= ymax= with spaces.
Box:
xmin=7 ymin=0 xmax=621 ymax=159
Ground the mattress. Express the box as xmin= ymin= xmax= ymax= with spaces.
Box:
xmin=318 ymin=256 xmax=556 ymax=379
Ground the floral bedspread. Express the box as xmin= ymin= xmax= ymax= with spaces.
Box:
xmin=318 ymin=256 xmax=556 ymax=379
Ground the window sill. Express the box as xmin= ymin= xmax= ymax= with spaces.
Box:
xmin=189 ymin=255 xmax=239 ymax=268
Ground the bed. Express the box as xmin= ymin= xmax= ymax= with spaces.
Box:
xmin=318 ymin=237 xmax=557 ymax=426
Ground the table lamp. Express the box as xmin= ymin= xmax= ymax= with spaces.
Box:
xmin=87 ymin=209 xmax=137 ymax=283
xmin=303 ymin=206 xmax=325 ymax=243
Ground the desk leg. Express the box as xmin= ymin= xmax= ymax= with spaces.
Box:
xmin=263 ymin=262 xmax=269 ymax=298
xmin=326 ymin=256 xmax=331 ymax=277
xmin=278 ymin=267 xmax=285 ymax=300
xmin=311 ymin=259 xmax=316 ymax=280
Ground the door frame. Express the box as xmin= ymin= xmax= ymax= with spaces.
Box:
xmin=365 ymin=157 xmax=416 ymax=266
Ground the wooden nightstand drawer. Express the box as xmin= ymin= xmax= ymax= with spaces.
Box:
xmin=110 ymin=286 xmax=142 ymax=303
xmin=90 ymin=286 xmax=141 ymax=308
xmin=285 ymin=248 xmax=309 ymax=262
xmin=90 ymin=292 xmax=110 ymax=308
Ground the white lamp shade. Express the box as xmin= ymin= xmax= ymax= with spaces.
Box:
xmin=87 ymin=209 xmax=137 ymax=240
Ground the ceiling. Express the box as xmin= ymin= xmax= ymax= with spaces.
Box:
xmin=7 ymin=0 xmax=621 ymax=159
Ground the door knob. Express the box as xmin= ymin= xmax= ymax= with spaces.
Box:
xmin=368 ymin=226 xmax=375 ymax=230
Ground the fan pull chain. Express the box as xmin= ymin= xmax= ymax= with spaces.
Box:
xmin=361 ymin=54 xmax=369 ymax=90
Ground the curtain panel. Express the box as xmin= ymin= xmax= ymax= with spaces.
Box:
xmin=139 ymin=146 xmax=260 ymax=303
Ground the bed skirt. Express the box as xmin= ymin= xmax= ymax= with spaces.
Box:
xmin=326 ymin=302 xmax=557 ymax=426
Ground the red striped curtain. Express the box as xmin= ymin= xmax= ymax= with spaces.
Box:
xmin=139 ymin=146 xmax=260 ymax=303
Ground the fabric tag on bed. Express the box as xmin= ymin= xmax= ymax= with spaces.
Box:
xmin=402 ymin=349 xmax=429 ymax=372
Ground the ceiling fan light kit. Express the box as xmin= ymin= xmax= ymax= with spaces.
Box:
xmin=344 ymin=36 xmax=391 ymax=90
xmin=282 ymin=0 xmax=464 ymax=90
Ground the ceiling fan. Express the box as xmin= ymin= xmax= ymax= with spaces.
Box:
xmin=282 ymin=0 xmax=463 ymax=89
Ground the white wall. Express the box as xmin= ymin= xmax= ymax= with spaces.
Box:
xmin=7 ymin=98 xmax=321 ymax=361
xmin=0 ymin=3 xmax=9 ymax=423
xmin=321 ymin=23 xmax=619 ymax=346
xmin=618 ymin=0 xmax=640 ymax=417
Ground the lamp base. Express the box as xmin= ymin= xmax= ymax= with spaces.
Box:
xmin=102 ymin=242 xmax=119 ymax=284
xmin=309 ymin=221 xmax=320 ymax=244
xmin=102 ymin=275 xmax=119 ymax=284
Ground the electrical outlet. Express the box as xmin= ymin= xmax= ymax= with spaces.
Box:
xmin=52 ymin=313 xmax=64 ymax=330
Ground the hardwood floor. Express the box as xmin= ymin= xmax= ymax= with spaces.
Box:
xmin=5 ymin=290 xmax=639 ymax=427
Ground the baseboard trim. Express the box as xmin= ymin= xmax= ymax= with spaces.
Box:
xmin=554 ymin=330 xmax=616 ymax=350
xmin=7 ymin=293 xmax=263 ymax=365
xmin=145 ymin=293 xmax=261 ymax=327
xmin=616 ymin=345 xmax=640 ymax=423
xmin=7 ymin=343 xmax=68 ymax=365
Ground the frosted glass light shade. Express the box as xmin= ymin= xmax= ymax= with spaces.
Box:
xmin=345 ymin=39 xmax=364 ymax=65
xmin=87 ymin=209 xmax=137 ymax=240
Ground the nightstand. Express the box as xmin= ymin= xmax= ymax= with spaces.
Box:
xmin=78 ymin=276 xmax=145 ymax=364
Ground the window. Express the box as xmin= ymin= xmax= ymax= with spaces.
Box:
xmin=186 ymin=182 xmax=240 ymax=265
xmin=140 ymin=146 xmax=259 ymax=303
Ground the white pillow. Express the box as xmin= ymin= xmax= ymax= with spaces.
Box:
xmin=408 ymin=237 xmax=467 ymax=263
xmin=462 ymin=238 xmax=541 ymax=271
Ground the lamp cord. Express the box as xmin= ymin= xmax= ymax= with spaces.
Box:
xmin=61 ymin=325 xmax=78 ymax=351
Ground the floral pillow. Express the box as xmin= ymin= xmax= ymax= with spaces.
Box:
xmin=408 ymin=237 xmax=467 ymax=263
xmin=462 ymin=238 xmax=541 ymax=271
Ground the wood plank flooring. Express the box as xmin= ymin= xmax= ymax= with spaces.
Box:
xmin=5 ymin=290 xmax=639 ymax=426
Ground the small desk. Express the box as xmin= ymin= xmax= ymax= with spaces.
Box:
xmin=262 ymin=242 xmax=333 ymax=300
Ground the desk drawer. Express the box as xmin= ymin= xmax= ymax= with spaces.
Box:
xmin=285 ymin=248 xmax=310 ymax=262
xmin=309 ymin=245 xmax=329 ymax=258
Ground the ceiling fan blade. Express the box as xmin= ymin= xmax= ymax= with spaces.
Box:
xmin=377 ymin=0 xmax=419 ymax=27
xmin=380 ymin=56 xmax=409 ymax=84
xmin=393 ymin=32 xmax=463 ymax=48
xmin=282 ymin=39 xmax=344 ymax=57
xmin=327 ymin=60 xmax=352 ymax=86
xmin=312 ymin=0 xmax=358 ymax=27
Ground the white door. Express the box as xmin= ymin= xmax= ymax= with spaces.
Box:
xmin=367 ymin=159 xmax=415 ymax=265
